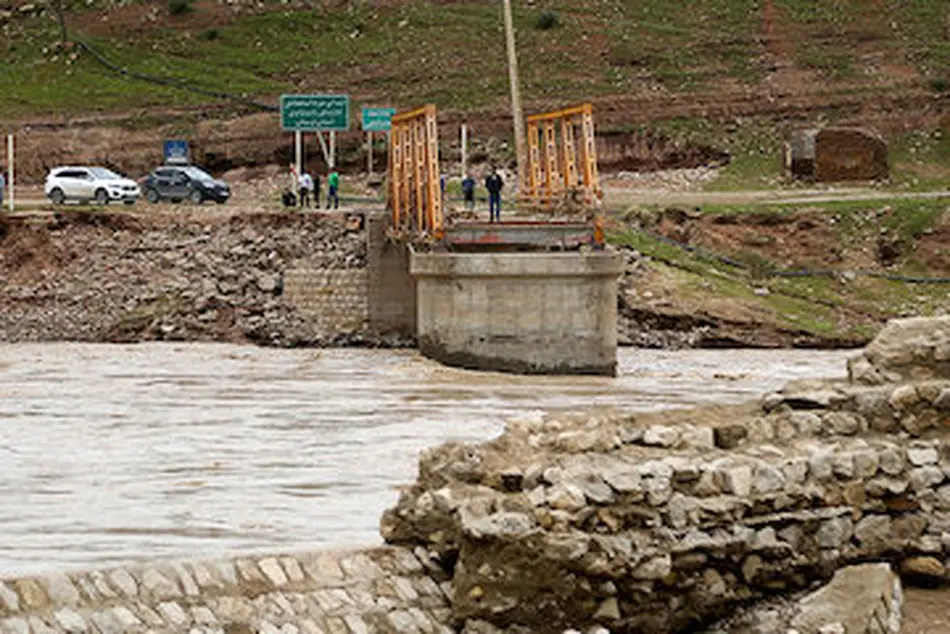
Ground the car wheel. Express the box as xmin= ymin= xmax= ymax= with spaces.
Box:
xmin=94 ymin=188 xmax=109 ymax=205
xmin=189 ymin=189 xmax=203 ymax=204
xmin=215 ymin=199 xmax=227 ymax=205
xmin=145 ymin=189 xmax=160 ymax=204
xmin=50 ymin=188 xmax=65 ymax=205
xmin=123 ymin=200 xmax=135 ymax=205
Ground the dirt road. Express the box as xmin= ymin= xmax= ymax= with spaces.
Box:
xmin=603 ymin=185 xmax=950 ymax=208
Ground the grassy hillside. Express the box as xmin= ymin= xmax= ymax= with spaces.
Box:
xmin=2 ymin=0 xmax=949 ymax=119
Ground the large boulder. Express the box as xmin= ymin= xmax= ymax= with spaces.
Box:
xmin=848 ymin=316 xmax=950 ymax=385
xmin=814 ymin=127 xmax=889 ymax=182
xmin=703 ymin=563 xmax=903 ymax=634
xmin=790 ymin=563 xmax=902 ymax=634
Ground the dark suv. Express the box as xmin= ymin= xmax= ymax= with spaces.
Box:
xmin=141 ymin=165 xmax=230 ymax=204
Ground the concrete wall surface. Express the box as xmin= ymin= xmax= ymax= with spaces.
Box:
xmin=0 ymin=547 xmax=451 ymax=634
xmin=366 ymin=215 xmax=416 ymax=338
xmin=411 ymin=252 xmax=623 ymax=376
xmin=283 ymin=269 xmax=368 ymax=335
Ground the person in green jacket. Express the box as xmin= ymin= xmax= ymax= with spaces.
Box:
xmin=326 ymin=169 xmax=340 ymax=209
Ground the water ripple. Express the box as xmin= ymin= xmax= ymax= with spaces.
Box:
xmin=0 ymin=343 xmax=849 ymax=576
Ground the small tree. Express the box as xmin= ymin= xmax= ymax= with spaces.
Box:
xmin=48 ymin=0 xmax=69 ymax=43
xmin=535 ymin=10 xmax=560 ymax=30
xmin=168 ymin=0 xmax=195 ymax=16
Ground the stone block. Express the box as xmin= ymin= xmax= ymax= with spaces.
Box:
xmin=789 ymin=564 xmax=901 ymax=634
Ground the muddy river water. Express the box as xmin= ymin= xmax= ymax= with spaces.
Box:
xmin=0 ymin=344 xmax=853 ymax=577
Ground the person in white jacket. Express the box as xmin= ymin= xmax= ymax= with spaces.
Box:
xmin=298 ymin=170 xmax=314 ymax=208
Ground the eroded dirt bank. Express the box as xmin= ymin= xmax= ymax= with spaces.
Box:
xmin=3 ymin=202 xmax=945 ymax=349
xmin=0 ymin=208 xmax=376 ymax=346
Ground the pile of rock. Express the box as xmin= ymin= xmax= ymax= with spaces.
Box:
xmin=0 ymin=210 xmax=388 ymax=347
xmin=381 ymin=317 xmax=950 ymax=633
xmin=606 ymin=167 xmax=721 ymax=192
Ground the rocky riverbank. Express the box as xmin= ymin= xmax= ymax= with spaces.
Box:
xmin=0 ymin=208 xmax=382 ymax=347
xmin=381 ymin=316 xmax=950 ymax=633
xmin=0 ymin=205 xmax=882 ymax=350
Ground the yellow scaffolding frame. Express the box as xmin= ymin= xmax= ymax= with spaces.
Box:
xmin=389 ymin=104 xmax=443 ymax=237
xmin=523 ymin=103 xmax=601 ymax=209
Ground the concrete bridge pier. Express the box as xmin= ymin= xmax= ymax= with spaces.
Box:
xmin=410 ymin=251 xmax=623 ymax=376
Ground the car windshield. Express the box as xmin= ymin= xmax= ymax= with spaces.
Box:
xmin=182 ymin=167 xmax=213 ymax=181
xmin=89 ymin=167 xmax=122 ymax=180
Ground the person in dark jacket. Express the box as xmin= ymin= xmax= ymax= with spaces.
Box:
xmin=461 ymin=174 xmax=476 ymax=211
xmin=485 ymin=167 xmax=504 ymax=222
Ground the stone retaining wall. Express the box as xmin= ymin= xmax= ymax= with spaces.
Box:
xmin=282 ymin=269 xmax=368 ymax=336
xmin=381 ymin=316 xmax=950 ymax=633
xmin=0 ymin=547 xmax=450 ymax=634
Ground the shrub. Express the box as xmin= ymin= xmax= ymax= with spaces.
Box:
xmin=929 ymin=77 xmax=948 ymax=93
xmin=535 ymin=10 xmax=560 ymax=30
xmin=199 ymin=28 xmax=220 ymax=41
xmin=168 ymin=0 xmax=194 ymax=16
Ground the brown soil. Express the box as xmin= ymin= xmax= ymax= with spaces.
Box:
xmin=654 ymin=207 xmax=950 ymax=273
xmin=904 ymin=587 xmax=950 ymax=633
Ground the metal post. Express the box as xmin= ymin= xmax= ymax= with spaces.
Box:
xmin=329 ymin=131 xmax=336 ymax=169
xmin=294 ymin=130 xmax=302 ymax=184
xmin=367 ymin=131 xmax=373 ymax=175
xmin=315 ymin=131 xmax=330 ymax=169
xmin=501 ymin=0 xmax=526 ymax=193
xmin=6 ymin=134 xmax=13 ymax=212
xmin=460 ymin=123 xmax=468 ymax=178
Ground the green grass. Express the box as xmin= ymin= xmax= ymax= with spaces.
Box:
xmin=889 ymin=130 xmax=950 ymax=191
xmin=2 ymin=0 xmax=949 ymax=130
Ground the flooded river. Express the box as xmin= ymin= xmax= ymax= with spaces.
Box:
xmin=0 ymin=344 xmax=852 ymax=576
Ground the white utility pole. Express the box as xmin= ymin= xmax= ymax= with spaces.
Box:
xmin=6 ymin=134 xmax=13 ymax=212
xmin=501 ymin=0 xmax=526 ymax=191
xmin=460 ymin=124 xmax=468 ymax=178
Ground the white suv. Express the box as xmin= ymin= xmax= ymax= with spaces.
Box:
xmin=45 ymin=166 xmax=140 ymax=205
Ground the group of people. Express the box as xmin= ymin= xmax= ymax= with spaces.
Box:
xmin=459 ymin=167 xmax=505 ymax=222
xmin=285 ymin=167 xmax=340 ymax=209
xmin=284 ymin=165 xmax=508 ymax=222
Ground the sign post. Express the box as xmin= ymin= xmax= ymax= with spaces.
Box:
xmin=294 ymin=130 xmax=302 ymax=183
xmin=280 ymin=94 xmax=350 ymax=172
xmin=6 ymin=134 xmax=13 ymax=212
xmin=361 ymin=107 xmax=395 ymax=176
xmin=367 ymin=131 xmax=373 ymax=175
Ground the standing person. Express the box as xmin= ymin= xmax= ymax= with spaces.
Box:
xmin=440 ymin=172 xmax=447 ymax=209
xmin=485 ymin=167 xmax=504 ymax=222
xmin=298 ymin=170 xmax=314 ymax=208
xmin=312 ymin=171 xmax=321 ymax=208
xmin=326 ymin=169 xmax=340 ymax=209
xmin=0 ymin=167 xmax=5 ymax=208
xmin=461 ymin=173 xmax=475 ymax=211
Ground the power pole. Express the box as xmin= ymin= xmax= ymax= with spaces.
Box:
xmin=501 ymin=0 xmax=526 ymax=193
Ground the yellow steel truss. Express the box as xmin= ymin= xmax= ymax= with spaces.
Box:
xmin=389 ymin=104 xmax=443 ymax=238
xmin=523 ymin=103 xmax=601 ymax=210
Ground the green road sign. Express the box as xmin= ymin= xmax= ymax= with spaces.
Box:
xmin=362 ymin=107 xmax=396 ymax=132
xmin=280 ymin=94 xmax=350 ymax=132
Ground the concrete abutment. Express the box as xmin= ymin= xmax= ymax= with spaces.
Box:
xmin=410 ymin=251 xmax=623 ymax=376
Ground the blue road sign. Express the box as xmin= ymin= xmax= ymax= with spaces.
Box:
xmin=163 ymin=140 xmax=189 ymax=164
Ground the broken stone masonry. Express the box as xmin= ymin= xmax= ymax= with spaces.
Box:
xmin=381 ymin=316 xmax=950 ymax=633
